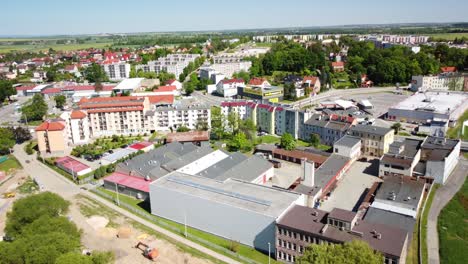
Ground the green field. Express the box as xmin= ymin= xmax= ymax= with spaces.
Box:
xmin=0 ymin=155 xmax=22 ymax=172
xmin=428 ymin=33 xmax=468 ymax=40
xmin=0 ymin=42 xmax=112 ymax=53
xmin=438 ymin=178 xmax=468 ymax=264
xmin=447 ymin=110 xmax=468 ymax=141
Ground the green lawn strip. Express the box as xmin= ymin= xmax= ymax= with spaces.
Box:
xmin=94 ymin=188 xmax=277 ymax=264
xmin=421 ymin=184 xmax=440 ymax=264
xmin=76 ymin=195 xmax=225 ymax=264
xmin=406 ymin=213 xmax=421 ymax=264
xmin=438 ymin=177 xmax=468 ymax=264
xmin=0 ymin=155 xmax=22 ymax=172
xmin=17 ymin=176 xmax=39 ymax=194
xmin=260 ymin=135 xmax=280 ymax=144
xmin=446 ymin=110 xmax=468 ymax=141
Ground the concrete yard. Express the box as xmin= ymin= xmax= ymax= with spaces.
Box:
xmin=341 ymin=92 xmax=410 ymax=118
xmin=319 ymin=160 xmax=382 ymax=212
xmin=267 ymin=160 xmax=302 ymax=189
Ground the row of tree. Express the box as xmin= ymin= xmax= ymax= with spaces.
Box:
xmin=0 ymin=192 xmax=114 ymax=264
xmin=0 ymin=80 xmax=17 ymax=103
xmin=0 ymin=126 xmax=31 ymax=155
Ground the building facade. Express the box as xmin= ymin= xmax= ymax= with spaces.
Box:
xmin=102 ymin=62 xmax=130 ymax=81
xmin=349 ymin=125 xmax=394 ymax=157
xmin=35 ymin=120 xmax=68 ymax=156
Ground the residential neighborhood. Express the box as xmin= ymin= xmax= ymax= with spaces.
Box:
xmin=0 ymin=2 xmax=467 ymax=264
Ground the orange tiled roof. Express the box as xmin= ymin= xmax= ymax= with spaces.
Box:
xmin=70 ymin=110 xmax=86 ymax=119
xmin=35 ymin=120 xmax=65 ymax=131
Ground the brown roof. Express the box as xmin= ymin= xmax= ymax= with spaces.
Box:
xmin=273 ymin=148 xmax=328 ymax=164
xmin=381 ymin=155 xmax=413 ymax=169
xmin=35 ymin=120 xmax=65 ymax=131
xmin=166 ymin=131 xmax=209 ymax=143
xmin=328 ymin=208 xmax=357 ymax=223
xmin=278 ymin=205 xmax=408 ymax=258
xmin=70 ymin=110 xmax=86 ymax=119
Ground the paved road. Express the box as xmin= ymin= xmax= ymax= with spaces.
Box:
xmin=427 ymin=158 xmax=467 ymax=264
xmin=12 ymin=144 xmax=240 ymax=264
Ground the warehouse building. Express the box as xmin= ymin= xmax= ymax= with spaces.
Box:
xmin=387 ymin=91 xmax=468 ymax=124
xmin=419 ymin=136 xmax=460 ymax=184
xmin=103 ymin=172 xmax=150 ymax=200
xmin=149 ymin=171 xmax=303 ymax=253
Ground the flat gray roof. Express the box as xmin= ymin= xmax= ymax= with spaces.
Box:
xmin=334 ymin=135 xmax=361 ymax=148
xmin=365 ymin=207 xmax=416 ymax=234
xmin=196 ymin=152 xmax=247 ymax=180
xmin=151 ymin=172 xmax=301 ymax=217
xmin=390 ymin=91 xmax=468 ymax=115
xmin=375 ymin=177 xmax=426 ymax=211
xmin=421 ymin=136 xmax=460 ymax=161
xmin=349 ymin=124 xmax=392 ymax=136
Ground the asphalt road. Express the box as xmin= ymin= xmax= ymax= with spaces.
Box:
xmin=12 ymin=144 xmax=241 ymax=264
xmin=427 ymin=158 xmax=467 ymax=264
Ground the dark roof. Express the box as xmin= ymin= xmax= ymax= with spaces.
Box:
xmin=374 ymin=177 xmax=426 ymax=210
xmin=273 ymin=148 xmax=328 ymax=164
xmin=380 ymin=156 xmax=414 ymax=169
xmin=305 ymin=114 xmax=352 ymax=132
xmin=334 ymin=135 xmax=361 ymax=148
xmin=421 ymin=136 xmax=460 ymax=161
xmin=278 ymin=205 xmax=408 ymax=258
xmin=365 ymin=207 xmax=416 ymax=234
xmin=349 ymin=124 xmax=393 ymax=136
xmin=328 ymin=208 xmax=357 ymax=223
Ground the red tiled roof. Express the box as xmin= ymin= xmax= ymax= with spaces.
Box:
xmin=440 ymin=66 xmax=456 ymax=73
xmin=87 ymin=107 xmax=144 ymax=114
xmin=155 ymin=85 xmax=177 ymax=92
xmin=16 ymin=85 xmax=34 ymax=91
xmin=332 ymin=61 xmax=345 ymax=67
xmin=35 ymin=120 xmax=65 ymax=131
xmin=41 ymin=88 xmax=62 ymax=94
xmin=129 ymin=141 xmax=153 ymax=150
xmin=303 ymin=76 xmax=318 ymax=84
xmin=220 ymin=101 xmax=247 ymax=107
xmin=55 ymin=156 xmax=90 ymax=173
xmin=249 ymin=77 xmax=267 ymax=86
xmin=104 ymin=172 xmax=150 ymax=193
xmin=221 ymin=78 xmax=244 ymax=84
xmin=148 ymin=95 xmax=174 ymax=104
xmin=166 ymin=131 xmax=210 ymax=143
xmin=70 ymin=110 xmax=87 ymax=119
xmin=165 ymin=79 xmax=178 ymax=85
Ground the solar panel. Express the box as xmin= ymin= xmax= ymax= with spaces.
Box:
xmin=167 ymin=177 xmax=272 ymax=206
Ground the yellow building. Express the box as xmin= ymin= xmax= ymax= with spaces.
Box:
xmin=349 ymin=124 xmax=394 ymax=157
xmin=35 ymin=120 xmax=68 ymax=156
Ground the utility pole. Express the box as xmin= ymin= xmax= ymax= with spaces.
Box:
xmin=115 ymin=182 xmax=120 ymax=206
xmin=268 ymin=242 xmax=271 ymax=264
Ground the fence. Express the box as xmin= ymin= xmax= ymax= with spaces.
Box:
xmin=91 ymin=189 xmax=261 ymax=264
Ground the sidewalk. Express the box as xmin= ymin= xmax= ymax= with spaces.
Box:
xmin=427 ymin=159 xmax=467 ymax=264
xmin=12 ymin=144 xmax=240 ymax=264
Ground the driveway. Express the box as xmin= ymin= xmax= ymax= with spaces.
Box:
xmin=427 ymin=158 xmax=467 ymax=264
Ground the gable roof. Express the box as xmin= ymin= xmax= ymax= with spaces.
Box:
xmin=249 ymin=77 xmax=268 ymax=86
xmin=440 ymin=66 xmax=456 ymax=73
xmin=70 ymin=110 xmax=87 ymax=119
xmin=35 ymin=120 xmax=65 ymax=131
xmin=332 ymin=61 xmax=345 ymax=67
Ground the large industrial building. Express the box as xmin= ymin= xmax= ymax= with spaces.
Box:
xmin=149 ymin=171 xmax=303 ymax=253
xmin=387 ymin=91 xmax=468 ymax=123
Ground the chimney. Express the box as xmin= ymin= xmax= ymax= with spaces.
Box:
xmin=302 ymin=158 xmax=315 ymax=187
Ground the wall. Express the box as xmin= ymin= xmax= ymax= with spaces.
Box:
xmin=441 ymin=141 xmax=460 ymax=184
xmin=150 ymin=184 xmax=277 ymax=253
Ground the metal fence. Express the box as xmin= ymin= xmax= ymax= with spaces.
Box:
xmin=91 ymin=189 xmax=260 ymax=264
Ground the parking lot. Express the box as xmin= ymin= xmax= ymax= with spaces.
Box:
xmin=319 ymin=160 xmax=382 ymax=212
xmin=342 ymin=92 xmax=410 ymax=118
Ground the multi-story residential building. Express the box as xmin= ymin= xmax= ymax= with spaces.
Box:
xmin=216 ymin=78 xmax=244 ymax=97
xmin=212 ymin=55 xmax=244 ymax=64
xmin=220 ymin=101 xmax=249 ymax=121
xmin=135 ymin=54 xmax=200 ymax=80
xmin=410 ymin=75 xmax=464 ymax=92
xmin=78 ymin=96 xmax=151 ymax=137
xmin=101 ymin=62 xmax=130 ymax=81
xmin=349 ymin=124 xmax=394 ymax=157
xmin=35 ymin=119 xmax=68 ymax=156
xmin=209 ymin=61 xmax=252 ymax=78
xmin=302 ymin=114 xmax=356 ymax=146
xmin=276 ymin=205 xmax=409 ymax=264
xmin=420 ymin=136 xmax=460 ymax=184
xmin=146 ymin=101 xmax=211 ymax=131
xmin=60 ymin=110 xmax=90 ymax=145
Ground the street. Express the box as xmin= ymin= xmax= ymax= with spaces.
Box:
xmin=12 ymin=143 xmax=240 ymax=264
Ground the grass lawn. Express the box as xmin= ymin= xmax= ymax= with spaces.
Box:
xmin=421 ymin=184 xmax=440 ymax=264
xmin=0 ymin=155 xmax=22 ymax=172
xmin=428 ymin=32 xmax=468 ymax=40
xmin=406 ymin=213 xmax=421 ymax=264
xmin=95 ymin=188 xmax=278 ymax=264
xmin=398 ymin=131 xmax=412 ymax=136
xmin=17 ymin=177 xmax=39 ymax=194
xmin=447 ymin=110 xmax=468 ymax=141
xmin=438 ymin=177 xmax=468 ymax=264
xmin=260 ymin=135 xmax=280 ymax=144
xmin=0 ymin=42 xmax=112 ymax=53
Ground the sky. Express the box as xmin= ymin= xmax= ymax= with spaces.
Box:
xmin=2 ymin=0 xmax=467 ymax=36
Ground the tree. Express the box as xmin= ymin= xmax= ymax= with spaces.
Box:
xmin=195 ymin=118 xmax=209 ymax=131
xmin=54 ymin=94 xmax=66 ymax=109
xmin=239 ymin=118 xmax=257 ymax=140
xmin=176 ymin=126 xmax=190 ymax=132
xmin=227 ymin=112 xmax=239 ymax=133
xmin=391 ymin=122 xmax=402 ymax=134
xmin=12 ymin=126 xmax=32 ymax=143
xmin=55 ymin=252 xmax=93 ymax=264
xmin=0 ymin=80 xmax=17 ymax=102
xmin=297 ymin=240 xmax=383 ymax=264
xmin=84 ymin=63 xmax=108 ymax=83
xmin=309 ymin=133 xmax=320 ymax=148
xmin=0 ymin=127 xmax=15 ymax=155
xmin=5 ymin=192 xmax=70 ymax=237
xmin=232 ymin=70 xmax=251 ymax=83
xmin=447 ymin=76 xmax=463 ymax=91
xmin=210 ymin=106 xmax=225 ymax=139
xmin=184 ymin=82 xmax=195 ymax=96
xmin=227 ymin=132 xmax=252 ymax=152
xmin=21 ymin=94 xmax=48 ymax=121
xmin=280 ymin=133 xmax=296 ymax=151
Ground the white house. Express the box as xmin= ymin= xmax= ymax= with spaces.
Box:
xmin=216 ymin=78 xmax=244 ymax=98
xmin=102 ymin=62 xmax=131 ymax=81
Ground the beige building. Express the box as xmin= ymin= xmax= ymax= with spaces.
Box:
xmin=349 ymin=124 xmax=394 ymax=157
xmin=35 ymin=120 xmax=68 ymax=156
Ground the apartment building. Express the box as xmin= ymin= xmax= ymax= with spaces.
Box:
xmin=302 ymin=114 xmax=356 ymax=146
xmin=209 ymin=61 xmax=252 ymax=78
xmin=60 ymin=110 xmax=90 ymax=145
xmin=410 ymin=75 xmax=464 ymax=92
xmin=78 ymin=96 xmax=151 ymax=137
xmin=349 ymin=125 xmax=394 ymax=157
xmin=102 ymin=62 xmax=130 ymax=81
xmin=135 ymin=54 xmax=200 ymax=79
xmin=276 ymin=205 xmax=409 ymax=264
xmin=35 ymin=119 xmax=68 ymax=156
xmin=216 ymin=78 xmax=244 ymax=97
xmin=146 ymin=101 xmax=211 ymax=131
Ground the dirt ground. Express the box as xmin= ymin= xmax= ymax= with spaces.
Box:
xmin=70 ymin=196 xmax=213 ymax=264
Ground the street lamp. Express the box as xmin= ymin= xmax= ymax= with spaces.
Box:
xmin=268 ymin=242 xmax=271 ymax=264
xmin=114 ymin=182 xmax=120 ymax=206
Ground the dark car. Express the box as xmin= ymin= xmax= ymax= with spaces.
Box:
xmin=108 ymin=150 xmax=114 ymax=154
